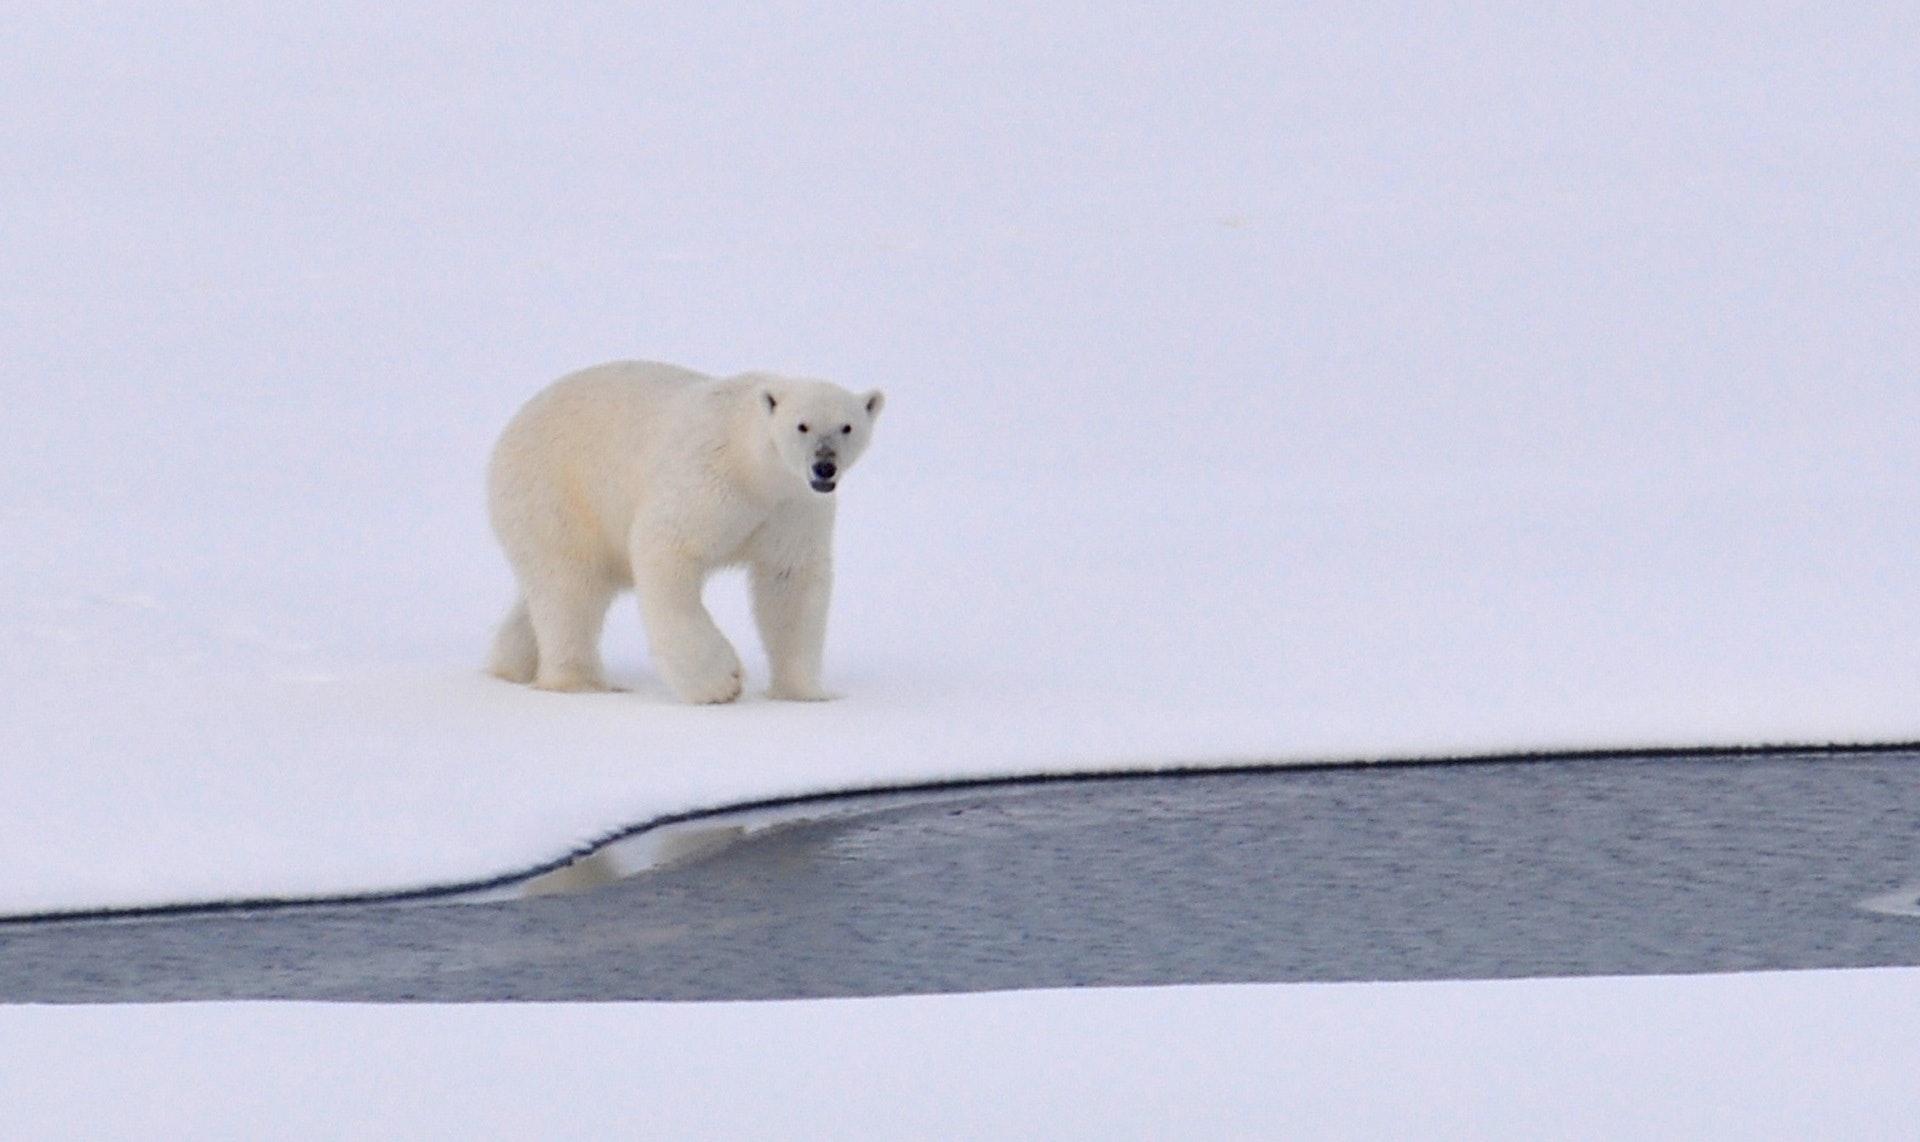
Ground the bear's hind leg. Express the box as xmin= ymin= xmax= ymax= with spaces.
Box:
xmin=525 ymin=574 xmax=619 ymax=692
xmin=488 ymin=596 xmax=539 ymax=684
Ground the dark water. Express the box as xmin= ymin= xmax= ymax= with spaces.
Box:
xmin=5 ymin=752 xmax=1920 ymax=1002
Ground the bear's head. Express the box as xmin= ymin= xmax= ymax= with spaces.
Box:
xmin=758 ymin=379 xmax=885 ymax=495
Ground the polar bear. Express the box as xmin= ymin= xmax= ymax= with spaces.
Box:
xmin=486 ymin=360 xmax=884 ymax=704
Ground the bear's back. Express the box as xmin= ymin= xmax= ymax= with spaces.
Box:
xmin=537 ymin=359 xmax=711 ymax=421
xmin=489 ymin=360 xmax=723 ymax=556
xmin=499 ymin=360 xmax=711 ymax=459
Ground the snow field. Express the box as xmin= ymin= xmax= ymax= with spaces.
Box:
xmin=5 ymin=970 xmax=1918 ymax=1140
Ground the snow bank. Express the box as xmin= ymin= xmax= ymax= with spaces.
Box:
xmin=3 ymin=5 xmax=1917 ymax=910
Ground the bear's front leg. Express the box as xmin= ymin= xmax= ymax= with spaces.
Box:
xmin=633 ymin=554 xmax=744 ymax=704
xmin=752 ymin=555 xmax=835 ymax=701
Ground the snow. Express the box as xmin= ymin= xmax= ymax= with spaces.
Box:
xmin=3 ymin=5 xmax=1918 ymax=921
xmin=6 ymin=8 xmax=1920 ymax=1135
xmin=5 ymin=970 xmax=1919 ymax=1139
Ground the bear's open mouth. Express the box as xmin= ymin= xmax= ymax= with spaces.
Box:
xmin=810 ymin=479 xmax=837 ymax=493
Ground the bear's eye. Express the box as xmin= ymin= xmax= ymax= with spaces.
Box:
xmin=841 ymin=425 xmax=852 ymax=435
xmin=797 ymin=423 xmax=809 ymax=434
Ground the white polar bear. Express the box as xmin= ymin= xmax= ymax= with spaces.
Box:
xmin=486 ymin=360 xmax=884 ymax=704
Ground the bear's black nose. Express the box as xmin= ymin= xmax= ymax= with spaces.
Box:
xmin=812 ymin=460 xmax=837 ymax=480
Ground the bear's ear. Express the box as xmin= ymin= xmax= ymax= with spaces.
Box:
xmin=863 ymin=390 xmax=885 ymax=419
xmin=761 ymin=389 xmax=779 ymax=415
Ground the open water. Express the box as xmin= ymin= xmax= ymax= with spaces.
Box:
xmin=4 ymin=750 xmax=1919 ymax=1002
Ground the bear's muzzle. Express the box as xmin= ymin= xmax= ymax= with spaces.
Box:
xmin=810 ymin=458 xmax=838 ymax=493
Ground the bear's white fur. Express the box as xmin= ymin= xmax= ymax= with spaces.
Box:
xmin=486 ymin=360 xmax=884 ymax=704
